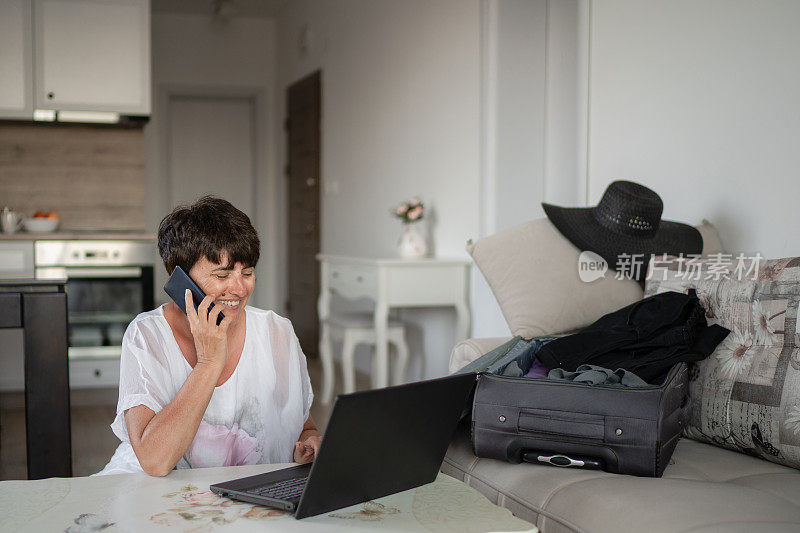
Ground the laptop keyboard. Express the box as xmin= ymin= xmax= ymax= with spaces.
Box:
xmin=244 ymin=476 xmax=309 ymax=500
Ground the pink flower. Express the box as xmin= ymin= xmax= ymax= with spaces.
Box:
xmin=185 ymin=421 xmax=261 ymax=468
xmin=396 ymin=204 xmax=408 ymax=215
xmin=407 ymin=206 xmax=423 ymax=220
xmin=410 ymin=197 xmax=421 ymax=206
xmin=178 ymin=490 xmax=227 ymax=506
xmin=150 ymin=512 xmax=181 ymax=527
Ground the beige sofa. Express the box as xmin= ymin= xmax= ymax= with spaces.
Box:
xmin=443 ymin=219 xmax=800 ymax=532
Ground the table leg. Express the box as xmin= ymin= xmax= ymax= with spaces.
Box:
xmin=317 ymin=280 xmax=334 ymax=405
xmin=23 ymin=292 xmax=72 ymax=479
xmin=454 ymin=300 xmax=471 ymax=343
xmin=318 ymin=322 xmax=335 ymax=404
xmin=391 ymin=337 xmax=409 ymax=386
xmin=454 ymin=264 xmax=471 ymax=343
xmin=373 ymin=303 xmax=389 ymax=389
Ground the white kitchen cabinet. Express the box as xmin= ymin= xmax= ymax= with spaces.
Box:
xmin=69 ymin=357 xmax=121 ymax=389
xmin=34 ymin=0 xmax=151 ymax=115
xmin=0 ymin=0 xmax=34 ymax=118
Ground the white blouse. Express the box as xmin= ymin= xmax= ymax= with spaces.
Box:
xmin=95 ymin=306 xmax=314 ymax=475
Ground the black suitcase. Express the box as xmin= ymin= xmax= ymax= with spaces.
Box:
xmin=457 ymin=336 xmax=690 ymax=477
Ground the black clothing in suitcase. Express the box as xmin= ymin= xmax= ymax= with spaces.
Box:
xmin=536 ymin=289 xmax=730 ymax=383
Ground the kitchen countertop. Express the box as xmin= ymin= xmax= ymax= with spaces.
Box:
xmin=0 ymin=231 xmax=155 ymax=241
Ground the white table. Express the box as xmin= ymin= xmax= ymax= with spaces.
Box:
xmin=0 ymin=467 xmax=536 ymax=532
xmin=317 ymin=255 xmax=471 ymax=403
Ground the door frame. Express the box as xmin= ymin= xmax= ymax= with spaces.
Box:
xmin=151 ymin=84 xmax=278 ymax=311
xmin=285 ymin=70 xmax=322 ymax=356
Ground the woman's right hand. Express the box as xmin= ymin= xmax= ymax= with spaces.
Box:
xmin=185 ymin=289 xmax=230 ymax=372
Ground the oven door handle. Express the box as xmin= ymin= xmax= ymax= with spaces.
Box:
xmin=36 ymin=267 xmax=143 ymax=279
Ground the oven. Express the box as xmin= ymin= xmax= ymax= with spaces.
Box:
xmin=35 ymin=241 xmax=155 ymax=373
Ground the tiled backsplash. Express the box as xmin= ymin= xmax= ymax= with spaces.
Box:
xmin=0 ymin=122 xmax=145 ymax=230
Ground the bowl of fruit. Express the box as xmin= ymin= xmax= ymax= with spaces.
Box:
xmin=23 ymin=211 xmax=60 ymax=233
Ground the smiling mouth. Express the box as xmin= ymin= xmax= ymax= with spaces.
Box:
xmin=218 ymin=300 xmax=241 ymax=308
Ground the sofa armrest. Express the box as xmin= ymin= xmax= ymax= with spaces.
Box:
xmin=449 ymin=337 xmax=513 ymax=374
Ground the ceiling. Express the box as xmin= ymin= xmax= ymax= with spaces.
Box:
xmin=152 ymin=0 xmax=289 ymax=19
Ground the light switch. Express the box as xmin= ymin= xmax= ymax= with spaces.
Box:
xmin=324 ymin=180 xmax=340 ymax=195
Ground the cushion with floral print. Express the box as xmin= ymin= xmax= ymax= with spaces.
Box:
xmin=645 ymin=255 xmax=800 ymax=469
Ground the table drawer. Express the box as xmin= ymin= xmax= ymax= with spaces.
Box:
xmin=69 ymin=358 xmax=120 ymax=389
xmin=0 ymin=242 xmax=35 ymax=279
xmin=328 ymin=264 xmax=377 ymax=299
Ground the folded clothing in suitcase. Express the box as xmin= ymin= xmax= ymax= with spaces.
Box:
xmin=459 ymin=336 xmax=690 ymax=477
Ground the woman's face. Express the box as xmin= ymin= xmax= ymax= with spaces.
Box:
xmin=188 ymin=252 xmax=255 ymax=325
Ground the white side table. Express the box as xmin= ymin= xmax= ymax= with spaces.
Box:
xmin=317 ymin=255 xmax=471 ymax=404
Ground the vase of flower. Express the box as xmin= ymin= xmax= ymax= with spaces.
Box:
xmin=392 ymin=197 xmax=427 ymax=259
xmin=397 ymin=224 xmax=427 ymax=259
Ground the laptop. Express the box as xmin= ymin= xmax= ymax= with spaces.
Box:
xmin=210 ymin=372 xmax=476 ymax=519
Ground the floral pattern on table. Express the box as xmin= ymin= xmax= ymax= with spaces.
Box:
xmin=328 ymin=501 xmax=401 ymax=521
xmin=148 ymin=484 xmax=285 ymax=530
xmin=64 ymin=513 xmax=115 ymax=533
xmin=645 ymin=256 xmax=800 ymax=470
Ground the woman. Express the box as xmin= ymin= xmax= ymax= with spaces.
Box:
xmin=97 ymin=196 xmax=320 ymax=476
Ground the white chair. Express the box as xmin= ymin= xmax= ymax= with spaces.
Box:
xmin=320 ymin=313 xmax=410 ymax=404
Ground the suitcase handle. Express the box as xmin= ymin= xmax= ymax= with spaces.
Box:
xmin=518 ymin=410 xmax=605 ymax=440
xmin=522 ymin=450 xmax=605 ymax=470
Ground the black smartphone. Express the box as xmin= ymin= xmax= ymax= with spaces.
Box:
xmin=164 ymin=265 xmax=225 ymax=326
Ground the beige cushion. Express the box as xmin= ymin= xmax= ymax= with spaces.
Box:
xmin=466 ymin=218 xmax=642 ymax=339
xmin=697 ymin=218 xmax=725 ymax=256
xmin=645 ymin=255 xmax=800 ymax=471
xmin=467 ymin=218 xmax=724 ymax=339
xmin=443 ymin=427 xmax=800 ymax=533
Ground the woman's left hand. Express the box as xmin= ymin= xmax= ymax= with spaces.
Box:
xmin=293 ymin=435 xmax=322 ymax=464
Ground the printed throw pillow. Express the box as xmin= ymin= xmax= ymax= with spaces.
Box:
xmin=645 ymin=255 xmax=800 ymax=469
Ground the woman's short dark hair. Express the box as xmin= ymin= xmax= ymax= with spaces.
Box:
xmin=157 ymin=196 xmax=260 ymax=273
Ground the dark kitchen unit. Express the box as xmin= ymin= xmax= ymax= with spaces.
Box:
xmin=34 ymin=240 xmax=155 ymax=388
xmin=0 ymin=279 xmax=71 ymax=479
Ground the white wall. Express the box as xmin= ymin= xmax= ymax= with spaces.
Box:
xmin=275 ymin=0 xmax=483 ymax=380
xmin=492 ymin=0 xmax=547 ymax=234
xmin=145 ymin=13 xmax=280 ymax=310
xmin=471 ymin=0 xmax=586 ymax=339
xmin=588 ymin=0 xmax=800 ymax=257
xmin=545 ymin=0 xmax=588 ymax=207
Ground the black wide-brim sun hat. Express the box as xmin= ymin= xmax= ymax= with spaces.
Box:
xmin=542 ymin=180 xmax=702 ymax=279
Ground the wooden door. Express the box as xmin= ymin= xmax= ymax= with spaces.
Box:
xmin=286 ymin=71 xmax=321 ymax=356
